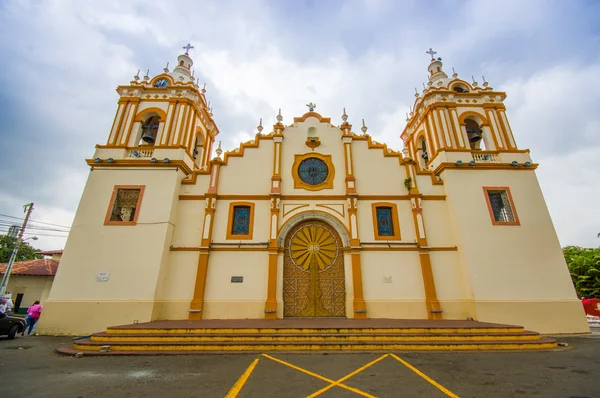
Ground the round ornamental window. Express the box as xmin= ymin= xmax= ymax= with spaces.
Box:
xmin=298 ymin=158 xmax=329 ymax=185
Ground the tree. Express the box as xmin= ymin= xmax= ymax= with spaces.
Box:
xmin=0 ymin=234 xmax=43 ymax=263
xmin=563 ymin=246 xmax=600 ymax=299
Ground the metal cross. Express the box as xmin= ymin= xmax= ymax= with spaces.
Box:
xmin=426 ymin=48 xmax=437 ymax=58
xmin=183 ymin=43 xmax=194 ymax=54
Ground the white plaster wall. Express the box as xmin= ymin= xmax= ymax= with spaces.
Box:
xmin=361 ymin=251 xmax=424 ymax=300
xmin=204 ymin=251 xmax=268 ymax=301
xmin=443 ymin=169 xmax=577 ymax=300
xmin=155 ymin=251 xmax=199 ymax=300
xmin=280 ymin=117 xmax=346 ymax=195
xmin=352 ymin=141 xmax=404 ymax=195
xmin=422 ymin=201 xmax=455 ymax=247
xmin=218 ymin=139 xmax=273 ymax=194
xmin=171 ymin=200 xmax=204 ymax=247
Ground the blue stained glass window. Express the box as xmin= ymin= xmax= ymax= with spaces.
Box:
xmin=376 ymin=207 xmax=394 ymax=236
xmin=231 ymin=206 xmax=251 ymax=235
xmin=298 ymin=158 xmax=329 ymax=185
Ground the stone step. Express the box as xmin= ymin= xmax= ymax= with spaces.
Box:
xmin=71 ymin=337 xmax=558 ymax=353
xmin=91 ymin=330 xmax=542 ymax=343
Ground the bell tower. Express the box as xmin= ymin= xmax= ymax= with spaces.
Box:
xmin=400 ymin=50 xmax=587 ymax=331
xmin=40 ymin=45 xmax=222 ymax=334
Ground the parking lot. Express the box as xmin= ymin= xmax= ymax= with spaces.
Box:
xmin=1 ymin=332 xmax=599 ymax=397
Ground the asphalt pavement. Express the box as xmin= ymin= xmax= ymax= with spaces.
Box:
xmin=1 ymin=331 xmax=599 ymax=398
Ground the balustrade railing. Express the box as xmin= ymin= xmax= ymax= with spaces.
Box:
xmin=471 ymin=152 xmax=498 ymax=162
xmin=127 ymin=148 xmax=154 ymax=158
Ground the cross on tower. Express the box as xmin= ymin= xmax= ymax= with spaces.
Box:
xmin=426 ymin=48 xmax=437 ymax=59
xmin=183 ymin=43 xmax=194 ymax=54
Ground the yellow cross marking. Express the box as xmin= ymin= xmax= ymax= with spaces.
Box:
xmin=390 ymin=354 xmax=460 ymax=398
xmin=305 ymin=354 xmax=389 ymax=397
xmin=226 ymin=353 xmax=461 ymax=398
xmin=261 ymin=354 xmax=376 ymax=397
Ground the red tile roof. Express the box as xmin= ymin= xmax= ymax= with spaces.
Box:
xmin=0 ymin=258 xmax=59 ymax=276
xmin=37 ymin=250 xmax=64 ymax=255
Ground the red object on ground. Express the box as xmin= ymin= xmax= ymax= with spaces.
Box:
xmin=582 ymin=298 xmax=600 ymax=316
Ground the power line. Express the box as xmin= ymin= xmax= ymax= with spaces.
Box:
xmin=0 ymin=213 xmax=72 ymax=229
xmin=0 ymin=222 xmax=69 ymax=233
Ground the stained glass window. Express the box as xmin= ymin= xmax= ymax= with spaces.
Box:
xmin=231 ymin=206 xmax=251 ymax=235
xmin=487 ymin=190 xmax=515 ymax=222
xmin=376 ymin=207 xmax=394 ymax=236
xmin=110 ymin=188 xmax=141 ymax=222
xmin=298 ymin=158 xmax=328 ymax=185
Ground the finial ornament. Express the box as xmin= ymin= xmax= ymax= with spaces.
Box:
xmin=257 ymin=118 xmax=263 ymax=134
xmin=134 ymin=69 xmax=140 ymax=81
xmin=164 ymin=62 xmax=169 ymax=73
xmin=215 ymin=141 xmax=222 ymax=158
xmin=471 ymin=76 xmax=478 ymax=87
xmin=452 ymin=67 xmax=458 ymax=78
xmin=276 ymin=108 xmax=283 ymax=123
xmin=143 ymin=69 xmax=150 ymax=81
xmin=306 ymin=102 xmax=316 ymax=112
xmin=361 ymin=119 xmax=368 ymax=134
xmin=414 ymin=87 xmax=419 ymax=97
xmin=183 ymin=43 xmax=194 ymax=54
xmin=482 ymin=76 xmax=488 ymax=87
xmin=202 ymin=83 xmax=206 ymax=93
xmin=341 ymin=108 xmax=348 ymax=124
xmin=426 ymin=48 xmax=437 ymax=60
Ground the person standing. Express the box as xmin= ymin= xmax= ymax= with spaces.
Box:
xmin=23 ymin=300 xmax=43 ymax=336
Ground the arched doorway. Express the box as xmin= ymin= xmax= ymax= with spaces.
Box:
xmin=283 ymin=220 xmax=346 ymax=317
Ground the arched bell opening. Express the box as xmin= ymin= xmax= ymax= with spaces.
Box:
xmin=193 ymin=132 xmax=205 ymax=167
xmin=416 ymin=135 xmax=429 ymax=169
xmin=137 ymin=115 xmax=161 ymax=146
xmin=465 ymin=118 xmax=487 ymax=150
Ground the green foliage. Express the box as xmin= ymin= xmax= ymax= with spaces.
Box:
xmin=563 ymin=246 xmax=600 ymax=299
xmin=0 ymin=234 xmax=42 ymax=263
xmin=404 ymin=177 xmax=412 ymax=192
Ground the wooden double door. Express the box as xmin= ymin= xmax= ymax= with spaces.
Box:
xmin=283 ymin=220 xmax=346 ymax=317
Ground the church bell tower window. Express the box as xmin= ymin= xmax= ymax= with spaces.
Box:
xmin=483 ymin=187 xmax=520 ymax=226
xmin=104 ymin=185 xmax=145 ymax=226
xmin=140 ymin=116 xmax=160 ymax=146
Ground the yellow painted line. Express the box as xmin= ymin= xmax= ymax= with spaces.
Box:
xmin=261 ymin=354 xmax=374 ymax=398
xmin=224 ymin=358 xmax=259 ymax=398
xmin=390 ymin=353 xmax=460 ymax=398
xmin=306 ymin=354 xmax=388 ymax=397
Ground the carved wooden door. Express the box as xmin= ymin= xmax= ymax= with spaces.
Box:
xmin=283 ymin=220 xmax=346 ymax=317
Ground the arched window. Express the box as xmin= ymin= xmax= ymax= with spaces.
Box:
xmin=139 ymin=116 xmax=160 ymax=146
xmin=453 ymin=85 xmax=468 ymax=93
xmin=465 ymin=118 xmax=485 ymax=150
xmin=416 ymin=136 xmax=429 ymax=169
xmin=193 ymin=133 xmax=205 ymax=166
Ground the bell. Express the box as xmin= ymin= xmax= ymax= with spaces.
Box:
xmin=467 ymin=128 xmax=482 ymax=143
xmin=141 ymin=131 xmax=156 ymax=144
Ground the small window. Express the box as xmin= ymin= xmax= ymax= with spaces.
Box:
xmin=453 ymin=85 xmax=468 ymax=93
xmin=231 ymin=206 xmax=251 ymax=235
xmin=104 ymin=186 xmax=145 ymax=225
xmin=371 ymin=203 xmax=401 ymax=240
xmin=376 ymin=207 xmax=394 ymax=236
xmin=227 ymin=202 xmax=255 ymax=240
xmin=483 ymin=187 xmax=520 ymax=225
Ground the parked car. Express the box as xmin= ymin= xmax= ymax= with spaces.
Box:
xmin=0 ymin=313 xmax=26 ymax=339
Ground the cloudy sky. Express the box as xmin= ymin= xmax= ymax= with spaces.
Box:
xmin=0 ymin=0 xmax=599 ymax=250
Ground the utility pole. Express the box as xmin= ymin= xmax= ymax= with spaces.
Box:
xmin=0 ymin=203 xmax=34 ymax=297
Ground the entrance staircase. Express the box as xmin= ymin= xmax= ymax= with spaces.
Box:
xmin=60 ymin=319 xmax=557 ymax=355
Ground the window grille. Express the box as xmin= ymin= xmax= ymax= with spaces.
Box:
xmin=231 ymin=206 xmax=251 ymax=235
xmin=109 ymin=188 xmax=141 ymax=222
xmin=487 ymin=190 xmax=515 ymax=222
xmin=376 ymin=207 xmax=394 ymax=236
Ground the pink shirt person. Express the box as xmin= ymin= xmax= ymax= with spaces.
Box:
xmin=27 ymin=303 xmax=43 ymax=319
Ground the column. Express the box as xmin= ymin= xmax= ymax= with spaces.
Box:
xmin=189 ymin=159 xmax=222 ymax=320
xmin=264 ymin=125 xmax=284 ymax=319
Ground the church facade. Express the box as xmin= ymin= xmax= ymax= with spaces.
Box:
xmin=38 ymin=48 xmax=589 ymax=335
